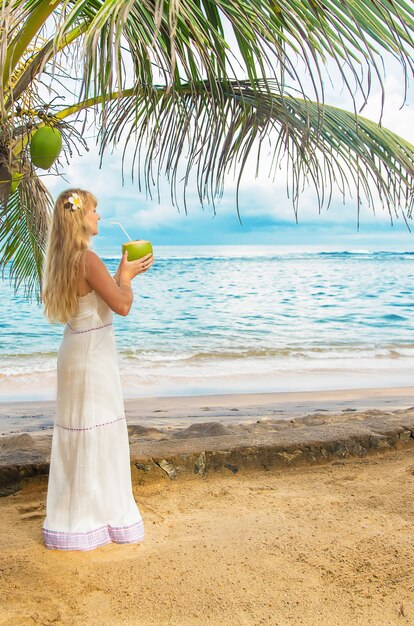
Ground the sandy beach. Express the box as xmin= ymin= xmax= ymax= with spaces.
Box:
xmin=0 ymin=442 xmax=413 ymax=625
xmin=0 ymin=387 xmax=413 ymax=625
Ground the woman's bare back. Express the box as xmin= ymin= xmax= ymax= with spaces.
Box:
xmin=76 ymin=252 xmax=93 ymax=297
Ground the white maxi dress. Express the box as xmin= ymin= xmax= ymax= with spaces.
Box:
xmin=42 ymin=289 xmax=145 ymax=551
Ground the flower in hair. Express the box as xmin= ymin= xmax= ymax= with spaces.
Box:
xmin=65 ymin=193 xmax=82 ymax=211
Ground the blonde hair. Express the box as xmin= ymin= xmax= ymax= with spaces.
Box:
xmin=42 ymin=188 xmax=98 ymax=323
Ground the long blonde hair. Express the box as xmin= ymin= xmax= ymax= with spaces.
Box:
xmin=42 ymin=188 xmax=97 ymax=324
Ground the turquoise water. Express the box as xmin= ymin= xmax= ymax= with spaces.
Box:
xmin=1 ymin=246 xmax=414 ymax=401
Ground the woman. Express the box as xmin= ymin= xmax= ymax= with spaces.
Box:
xmin=41 ymin=188 xmax=154 ymax=551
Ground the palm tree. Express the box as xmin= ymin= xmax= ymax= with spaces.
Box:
xmin=1 ymin=0 xmax=413 ymax=302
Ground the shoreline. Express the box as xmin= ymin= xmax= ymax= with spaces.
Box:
xmin=1 ymin=385 xmax=413 ymax=436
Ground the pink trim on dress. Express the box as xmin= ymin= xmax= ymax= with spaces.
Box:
xmin=43 ymin=519 xmax=144 ymax=551
xmin=55 ymin=414 xmax=126 ymax=432
xmin=67 ymin=321 xmax=113 ymax=334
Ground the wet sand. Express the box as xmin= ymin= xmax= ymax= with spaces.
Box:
xmin=1 ymin=443 xmax=413 ymax=625
xmin=1 ymin=386 xmax=413 ymax=435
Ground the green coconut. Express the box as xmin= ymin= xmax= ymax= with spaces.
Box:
xmin=30 ymin=127 xmax=62 ymax=170
xmin=122 ymin=240 xmax=153 ymax=261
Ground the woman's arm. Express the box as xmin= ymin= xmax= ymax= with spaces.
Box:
xmin=84 ymin=250 xmax=133 ymax=316
xmin=112 ymin=267 xmax=121 ymax=286
xmin=83 ymin=250 xmax=154 ymax=316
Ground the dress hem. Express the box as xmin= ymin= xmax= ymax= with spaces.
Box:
xmin=43 ymin=518 xmax=144 ymax=551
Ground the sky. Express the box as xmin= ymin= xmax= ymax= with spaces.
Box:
xmin=40 ymin=32 xmax=414 ymax=255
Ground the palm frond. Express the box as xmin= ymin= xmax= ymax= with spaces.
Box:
xmin=2 ymin=0 xmax=413 ymax=118
xmin=92 ymin=81 xmax=414 ymax=221
xmin=0 ymin=173 xmax=52 ymax=302
xmin=4 ymin=22 xmax=86 ymax=109
xmin=41 ymin=0 xmax=411 ymax=163
xmin=1 ymin=0 xmax=60 ymax=92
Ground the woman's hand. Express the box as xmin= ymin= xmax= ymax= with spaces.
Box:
xmin=119 ymin=251 xmax=154 ymax=281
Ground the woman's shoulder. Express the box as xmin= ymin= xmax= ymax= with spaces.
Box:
xmin=82 ymin=250 xmax=111 ymax=285
xmin=83 ymin=249 xmax=100 ymax=261
xmin=82 ymin=249 xmax=103 ymax=269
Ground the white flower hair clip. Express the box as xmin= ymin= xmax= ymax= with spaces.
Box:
xmin=64 ymin=193 xmax=83 ymax=211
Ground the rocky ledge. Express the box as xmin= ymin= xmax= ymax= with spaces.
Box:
xmin=1 ymin=407 xmax=414 ymax=496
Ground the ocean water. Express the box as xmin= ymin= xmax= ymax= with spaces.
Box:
xmin=1 ymin=246 xmax=414 ymax=402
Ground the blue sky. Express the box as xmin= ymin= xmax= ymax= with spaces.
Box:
xmin=42 ymin=56 xmax=414 ymax=254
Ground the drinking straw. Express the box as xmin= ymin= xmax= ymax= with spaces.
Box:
xmin=108 ymin=221 xmax=133 ymax=241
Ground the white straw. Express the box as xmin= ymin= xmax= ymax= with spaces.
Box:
xmin=108 ymin=221 xmax=133 ymax=241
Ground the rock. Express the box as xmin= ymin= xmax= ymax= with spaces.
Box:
xmin=277 ymin=450 xmax=303 ymax=463
xmin=0 ymin=450 xmax=49 ymax=497
xmin=399 ymin=430 xmax=412 ymax=442
xmin=0 ymin=481 xmax=22 ymax=497
xmin=297 ymin=417 xmax=326 ymax=427
xmin=127 ymin=425 xmax=164 ymax=441
xmin=0 ymin=433 xmax=35 ymax=452
xmin=194 ymin=451 xmax=206 ymax=477
xmin=155 ymin=459 xmax=177 ymax=479
xmin=369 ymin=433 xmax=391 ymax=449
xmin=328 ymin=440 xmax=368 ymax=458
xmin=173 ymin=422 xmax=232 ymax=439
xmin=2 ymin=407 xmax=414 ymax=493
xmin=135 ymin=462 xmax=152 ymax=473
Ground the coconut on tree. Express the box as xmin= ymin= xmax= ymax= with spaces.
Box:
xmin=0 ymin=0 xmax=413 ymax=301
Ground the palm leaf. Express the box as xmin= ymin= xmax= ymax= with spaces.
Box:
xmin=87 ymin=81 xmax=414 ymax=222
xmin=2 ymin=0 xmax=414 ymax=119
xmin=0 ymin=174 xmax=52 ymax=302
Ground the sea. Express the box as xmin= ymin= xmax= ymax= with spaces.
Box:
xmin=1 ymin=245 xmax=414 ymax=402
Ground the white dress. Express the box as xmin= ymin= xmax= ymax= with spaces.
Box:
xmin=42 ymin=289 xmax=145 ymax=551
